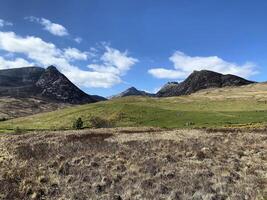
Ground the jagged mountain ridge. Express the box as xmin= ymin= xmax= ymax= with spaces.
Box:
xmin=0 ymin=67 xmax=256 ymax=103
xmin=157 ymin=70 xmax=255 ymax=97
xmin=0 ymin=66 xmax=105 ymax=104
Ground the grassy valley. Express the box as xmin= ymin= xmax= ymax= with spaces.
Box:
xmin=2 ymin=83 xmax=267 ymax=132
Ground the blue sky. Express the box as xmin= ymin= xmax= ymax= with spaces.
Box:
xmin=0 ymin=0 xmax=267 ymax=97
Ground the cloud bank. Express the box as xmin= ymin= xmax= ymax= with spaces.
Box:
xmin=0 ymin=31 xmax=138 ymax=88
xmin=149 ymin=51 xmax=257 ymax=79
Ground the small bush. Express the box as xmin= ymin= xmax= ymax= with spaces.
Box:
xmin=72 ymin=117 xmax=84 ymax=130
xmin=0 ymin=117 xmax=7 ymax=122
xmin=89 ymin=116 xmax=113 ymax=128
xmin=14 ymin=127 xmax=23 ymax=134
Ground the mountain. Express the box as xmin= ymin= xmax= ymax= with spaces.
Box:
xmin=91 ymin=95 xmax=108 ymax=101
xmin=157 ymin=70 xmax=255 ymax=97
xmin=0 ymin=66 xmax=44 ymax=87
xmin=35 ymin=66 xmax=98 ymax=104
xmin=112 ymin=87 xmax=155 ymax=98
xmin=0 ymin=66 xmax=104 ymax=104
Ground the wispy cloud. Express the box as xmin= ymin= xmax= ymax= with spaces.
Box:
xmin=74 ymin=37 xmax=82 ymax=43
xmin=25 ymin=16 xmax=68 ymax=36
xmin=0 ymin=31 xmax=138 ymax=88
xmin=63 ymin=48 xmax=88 ymax=61
xmin=0 ymin=19 xmax=13 ymax=27
xmin=149 ymin=51 xmax=257 ymax=79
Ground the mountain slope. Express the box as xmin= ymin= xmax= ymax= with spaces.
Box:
xmin=112 ymin=87 xmax=155 ymax=98
xmin=35 ymin=66 xmax=97 ymax=104
xmin=157 ymin=70 xmax=255 ymax=97
xmin=0 ymin=66 xmax=44 ymax=87
xmin=0 ymin=66 xmax=103 ymax=104
xmin=0 ymin=66 xmax=106 ymax=118
xmin=0 ymin=67 xmax=44 ymax=97
xmin=0 ymin=97 xmax=67 ymax=119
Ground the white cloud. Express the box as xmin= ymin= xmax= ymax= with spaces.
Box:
xmin=0 ymin=31 xmax=138 ymax=88
xmin=149 ymin=51 xmax=257 ymax=79
xmin=88 ymin=46 xmax=138 ymax=76
xmin=148 ymin=68 xmax=187 ymax=79
xmin=63 ymin=48 xmax=88 ymax=61
xmin=74 ymin=37 xmax=82 ymax=43
xmin=143 ymin=87 xmax=161 ymax=94
xmin=0 ymin=57 xmax=33 ymax=69
xmin=26 ymin=16 xmax=68 ymax=36
xmin=0 ymin=19 xmax=13 ymax=27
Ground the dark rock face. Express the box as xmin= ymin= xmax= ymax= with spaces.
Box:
xmin=112 ymin=87 xmax=155 ymax=98
xmin=35 ymin=66 xmax=97 ymax=104
xmin=156 ymin=82 xmax=179 ymax=97
xmin=0 ymin=66 xmax=103 ymax=104
xmin=0 ymin=67 xmax=44 ymax=97
xmin=157 ymin=70 xmax=255 ymax=97
xmin=0 ymin=67 xmax=44 ymax=87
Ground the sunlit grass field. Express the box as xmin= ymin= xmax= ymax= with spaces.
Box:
xmin=1 ymin=83 xmax=267 ymax=132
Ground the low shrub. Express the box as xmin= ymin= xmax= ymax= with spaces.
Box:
xmin=0 ymin=117 xmax=7 ymax=122
xmin=72 ymin=117 xmax=84 ymax=130
xmin=14 ymin=127 xmax=24 ymax=134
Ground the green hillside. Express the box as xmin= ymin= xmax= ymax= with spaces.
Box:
xmin=1 ymin=83 xmax=267 ymax=132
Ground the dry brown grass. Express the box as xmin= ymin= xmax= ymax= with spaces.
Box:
xmin=0 ymin=128 xmax=266 ymax=200
xmin=0 ymin=97 xmax=68 ymax=119
xmin=190 ymin=82 xmax=267 ymax=101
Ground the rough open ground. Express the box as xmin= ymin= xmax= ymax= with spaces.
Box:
xmin=0 ymin=128 xmax=266 ymax=200
xmin=0 ymin=97 xmax=68 ymax=119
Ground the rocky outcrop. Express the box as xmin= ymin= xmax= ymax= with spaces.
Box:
xmin=157 ymin=70 xmax=255 ymax=97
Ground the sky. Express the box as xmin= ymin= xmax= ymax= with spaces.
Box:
xmin=0 ymin=0 xmax=267 ymax=97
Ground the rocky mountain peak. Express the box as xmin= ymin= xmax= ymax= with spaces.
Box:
xmin=157 ymin=70 xmax=255 ymax=97
xmin=0 ymin=66 xmax=104 ymax=104
xmin=112 ymin=87 xmax=155 ymax=98
xmin=35 ymin=66 xmax=97 ymax=104
xmin=45 ymin=65 xmax=60 ymax=75
xmin=125 ymin=87 xmax=139 ymax=92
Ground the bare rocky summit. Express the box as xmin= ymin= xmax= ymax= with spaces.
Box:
xmin=157 ymin=70 xmax=255 ymax=97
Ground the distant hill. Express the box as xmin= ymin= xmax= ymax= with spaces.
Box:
xmin=0 ymin=66 xmax=105 ymax=104
xmin=157 ymin=70 xmax=255 ymax=97
xmin=91 ymin=95 xmax=107 ymax=101
xmin=112 ymin=87 xmax=155 ymax=98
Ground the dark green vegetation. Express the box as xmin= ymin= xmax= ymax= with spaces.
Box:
xmin=72 ymin=117 xmax=84 ymax=130
xmin=1 ymin=83 xmax=267 ymax=132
